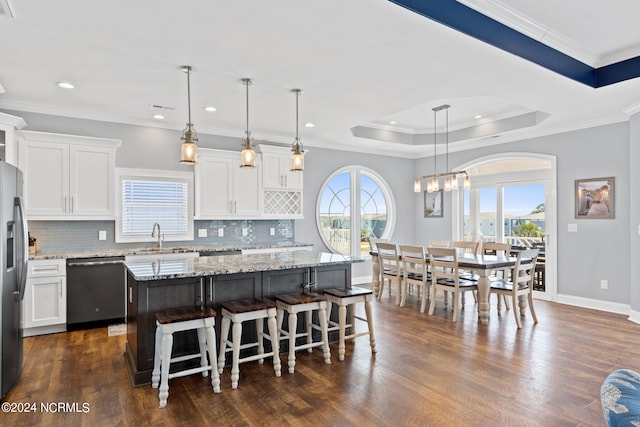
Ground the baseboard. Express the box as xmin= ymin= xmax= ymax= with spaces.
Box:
xmin=352 ymin=275 xmax=371 ymax=286
xmin=628 ymin=309 xmax=640 ymax=325
xmin=556 ymin=293 xmax=630 ymax=316
xmin=23 ymin=324 xmax=66 ymax=337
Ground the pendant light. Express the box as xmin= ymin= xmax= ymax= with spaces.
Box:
xmin=179 ymin=66 xmax=198 ymax=165
xmin=240 ymin=78 xmax=256 ymax=168
xmin=414 ymin=104 xmax=471 ymax=192
xmin=290 ymin=88 xmax=304 ymax=172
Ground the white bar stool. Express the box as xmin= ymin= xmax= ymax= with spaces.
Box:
xmin=151 ymin=306 xmax=221 ymax=408
xmin=323 ymin=287 xmax=377 ymax=361
xmin=274 ymin=292 xmax=331 ymax=374
xmin=217 ymin=298 xmax=281 ymax=389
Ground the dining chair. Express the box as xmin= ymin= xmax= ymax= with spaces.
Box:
xmin=531 ymin=241 xmax=546 ymax=291
xmin=482 ymin=241 xmax=512 ymax=311
xmin=376 ymin=242 xmax=403 ymax=304
xmin=399 ymin=245 xmax=430 ymax=313
xmin=428 ymin=239 xmax=451 ymax=248
xmin=427 ymin=247 xmax=477 ymax=322
xmin=489 ymin=248 xmax=539 ymax=328
xmin=452 ymin=240 xmax=480 ymax=303
xmin=368 ymin=237 xmax=388 ymax=298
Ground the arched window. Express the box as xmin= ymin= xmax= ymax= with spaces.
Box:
xmin=316 ymin=166 xmax=394 ymax=256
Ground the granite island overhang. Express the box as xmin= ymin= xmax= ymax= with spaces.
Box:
xmin=124 ymin=251 xmax=358 ymax=386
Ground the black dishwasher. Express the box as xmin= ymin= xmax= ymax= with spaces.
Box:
xmin=66 ymin=256 xmax=125 ymax=328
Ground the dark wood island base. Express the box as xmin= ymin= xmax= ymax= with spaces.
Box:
xmin=124 ymin=253 xmax=353 ymax=387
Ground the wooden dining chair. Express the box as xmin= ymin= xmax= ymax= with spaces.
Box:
xmin=368 ymin=237 xmax=388 ymax=298
xmin=376 ymin=242 xmax=403 ymax=304
xmin=427 ymin=247 xmax=477 ymax=322
xmin=482 ymin=241 xmax=512 ymax=311
xmin=452 ymin=240 xmax=480 ymax=303
xmin=489 ymin=248 xmax=539 ymax=328
xmin=428 ymin=239 xmax=451 ymax=248
xmin=399 ymin=245 xmax=430 ymax=313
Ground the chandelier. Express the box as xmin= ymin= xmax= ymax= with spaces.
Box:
xmin=414 ymin=104 xmax=470 ymax=193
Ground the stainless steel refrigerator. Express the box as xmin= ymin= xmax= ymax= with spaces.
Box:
xmin=0 ymin=161 xmax=28 ymax=401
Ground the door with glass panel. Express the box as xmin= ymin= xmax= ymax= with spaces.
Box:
xmin=463 ymin=182 xmax=547 ymax=292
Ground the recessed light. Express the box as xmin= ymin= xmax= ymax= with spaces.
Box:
xmin=304 ymin=122 xmax=315 ymax=128
xmin=389 ymin=121 xmax=397 ymax=125
xmin=204 ymin=106 xmax=217 ymax=112
xmin=474 ymin=115 xmax=483 ymax=119
xmin=56 ymin=81 xmax=74 ymax=89
xmin=152 ymin=114 xmax=165 ymax=120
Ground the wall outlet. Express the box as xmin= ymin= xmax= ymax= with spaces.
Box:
xmin=269 ymin=227 xmax=276 ymax=236
xmin=601 ymin=279 xmax=608 ymax=290
xmin=98 ymin=230 xmax=107 ymax=241
xmin=568 ymin=223 xmax=578 ymax=232
xmin=198 ymin=228 xmax=207 ymax=238
xmin=242 ymin=227 xmax=249 ymax=237
xmin=217 ymin=228 xmax=224 ymax=237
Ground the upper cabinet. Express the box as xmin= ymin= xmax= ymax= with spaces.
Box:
xmin=260 ymin=145 xmax=304 ymax=219
xmin=195 ymin=148 xmax=262 ymax=219
xmin=18 ymin=131 xmax=121 ymax=220
xmin=0 ymin=112 xmax=27 ymax=167
xmin=260 ymin=145 xmax=303 ymax=190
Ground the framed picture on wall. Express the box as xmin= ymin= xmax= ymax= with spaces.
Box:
xmin=424 ymin=190 xmax=443 ymax=218
xmin=575 ymin=177 xmax=614 ymax=219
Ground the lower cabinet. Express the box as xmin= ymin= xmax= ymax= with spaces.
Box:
xmin=23 ymin=259 xmax=67 ymax=337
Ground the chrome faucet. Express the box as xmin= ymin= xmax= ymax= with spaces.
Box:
xmin=151 ymin=223 xmax=164 ymax=248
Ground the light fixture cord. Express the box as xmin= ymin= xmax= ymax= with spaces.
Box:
xmin=295 ymin=91 xmax=299 ymax=143
xmin=245 ymin=80 xmax=250 ymax=135
xmin=433 ymin=108 xmax=437 ymax=174
xmin=186 ymin=67 xmax=192 ymax=126
xmin=445 ymin=107 xmax=449 ymax=173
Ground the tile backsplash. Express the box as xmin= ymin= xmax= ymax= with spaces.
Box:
xmin=28 ymin=219 xmax=295 ymax=252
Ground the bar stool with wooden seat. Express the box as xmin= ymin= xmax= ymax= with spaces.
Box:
xmin=275 ymin=292 xmax=331 ymax=374
xmin=323 ymin=286 xmax=377 ymax=361
xmin=217 ymin=298 xmax=281 ymax=389
xmin=151 ymin=305 xmax=221 ymax=408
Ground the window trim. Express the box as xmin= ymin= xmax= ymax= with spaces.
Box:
xmin=315 ymin=165 xmax=395 ymax=256
xmin=115 ymin=168 xmax=194 ymax=243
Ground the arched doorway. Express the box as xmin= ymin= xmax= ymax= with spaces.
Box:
xmin=452 ymin=153 xmax=557 ymax=301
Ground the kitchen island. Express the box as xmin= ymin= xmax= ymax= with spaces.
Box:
xmin=124 ymin=251 xmax=354 ymax=386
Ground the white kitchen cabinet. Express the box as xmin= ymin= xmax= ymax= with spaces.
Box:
xmin=18 ymin=131 xmax=121 ymax=219
xmin=23 ymin=259 xmax=67 ymax=336
xmin=0 ymin=111 xmax=27 ymax=166
xmin=259 ymin=145 xmax=304 ymax=219
xmin=260 ymin=145 xmax=303 ymax=190
xmin=195 ymin=148 xmax=261 ymax=219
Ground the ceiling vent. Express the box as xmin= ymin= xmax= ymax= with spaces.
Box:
xmin=150 ymin=104 xmax=175 ymax=111
xmin=0 ymin=0 xmax=15 ymax=18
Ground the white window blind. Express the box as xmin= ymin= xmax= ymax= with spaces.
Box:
xmin=121 ymin=179 xmax=188 ymax=237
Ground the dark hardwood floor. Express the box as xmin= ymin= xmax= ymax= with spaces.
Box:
xmin=4 ymin=288 xmax=636 ymax=426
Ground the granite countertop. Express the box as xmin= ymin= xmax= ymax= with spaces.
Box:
xmin=126 ymin=251 xmax=359 ymax=281
xmin=29 ymin=242 xmax=313 ymax=260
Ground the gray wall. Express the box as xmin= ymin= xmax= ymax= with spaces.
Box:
xmin=7 ymin=108 xmax=636 ymax=304
xmin=630 ymin=113 xmax=640 ymax=312
xmin=416 ymin=122 xmax=631 ymax=304
xmin=7 ymin=109 xmax=417 ymax=280
xmin=294 ymin=147 xmax=416 ymax=279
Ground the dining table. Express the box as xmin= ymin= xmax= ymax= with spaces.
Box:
xmin=455 ymin=253 xmax=519 ymax=325
xmin=370 ymin=250 xmax=519 ymax=325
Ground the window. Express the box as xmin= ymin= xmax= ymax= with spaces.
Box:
xmin=317 ymin=166 xmax=394 ymax=256
xmin=116 ymin=169 xmax=194 ymax=243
